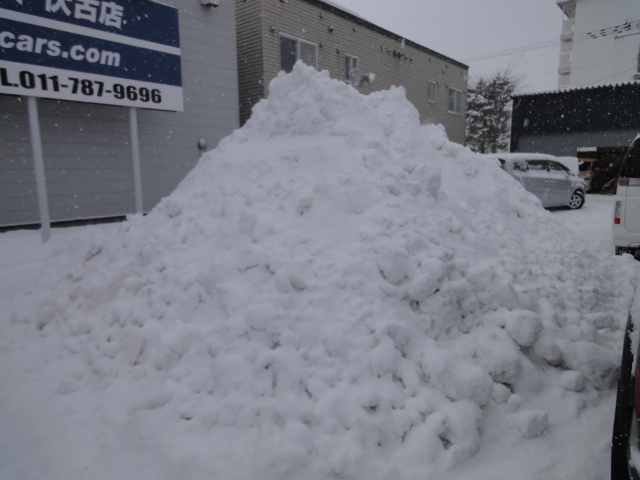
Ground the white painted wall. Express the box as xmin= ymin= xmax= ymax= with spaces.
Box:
xmin=569 ymin=0 xmax=640 ymax=86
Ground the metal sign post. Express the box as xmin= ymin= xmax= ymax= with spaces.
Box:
xmin=26 ymin=96 xmax=51 ymax=243
xmin=130 ymin=107 xmax=143 ymax=214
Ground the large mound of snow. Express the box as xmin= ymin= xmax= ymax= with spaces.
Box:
xmin=2 ymin=63 xmax=638 ymax=480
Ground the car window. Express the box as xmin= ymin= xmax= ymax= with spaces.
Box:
xmin=548 ymin=161 xmax=568 ymax=172
xmin=513 ymin=160 xmax=527 ymax=172
xmin=527 ymin=160 xmax=548 ymax=171
xmin=619 ymin=139 xmax=640 ymax=178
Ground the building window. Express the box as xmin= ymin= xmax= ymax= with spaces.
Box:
xmin=427 ymin=81 xmax=437 ymax=103
xmin=448 ymin=88 xmax=463 ymax=114
xmin=280 ymin=34 xmax=317 ymax=73
xmin=345 ymin=54 xmax=359 ymax=82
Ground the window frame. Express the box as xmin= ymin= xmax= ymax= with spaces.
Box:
xmin=345 ymin=54 xmax=359 ymax=83
xmin=427 ymin=80 xmax=437 ymax=103
xmin=448 ymin=87 xmax=463 ymax=114
xmin=279 ymin=33 xmax=318 ymax=73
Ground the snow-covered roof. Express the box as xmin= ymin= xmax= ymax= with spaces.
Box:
xmin=318 ymin=0 xmax=367 ymax=20
xmin=300 ymin=0 xmax=468 ymax=69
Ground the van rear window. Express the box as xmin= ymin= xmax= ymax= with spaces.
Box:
xmin=619 ymin=139 xmax=640 ymax=178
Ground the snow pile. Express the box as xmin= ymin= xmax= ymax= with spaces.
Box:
xmin=3 ymin=63 xmax=638 ymax=480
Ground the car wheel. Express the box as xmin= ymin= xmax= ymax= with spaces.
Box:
xmin=568 ymin=191 xmax=585 ymax=209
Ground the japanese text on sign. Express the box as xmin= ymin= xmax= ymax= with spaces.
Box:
xmin=45 ymin=0 xmax=124 ymax=29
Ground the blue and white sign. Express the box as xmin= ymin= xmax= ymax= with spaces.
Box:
xmin=0 ymin=0 xmax=183 ymax=111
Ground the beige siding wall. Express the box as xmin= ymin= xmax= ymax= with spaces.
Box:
xmin=237 ymin=0 xmax=468 ymax=143
xmin=236 ymin=0 xmax=266 ymax=124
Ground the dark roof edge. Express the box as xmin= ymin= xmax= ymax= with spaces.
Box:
xmin=299 ymin=0 xmax=468 ymax=70
xmin=513 ymin=81 xmax=640 ymax=98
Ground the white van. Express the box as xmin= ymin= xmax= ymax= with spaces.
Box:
xmin=613 ymin=135 xmax=640 ymax=256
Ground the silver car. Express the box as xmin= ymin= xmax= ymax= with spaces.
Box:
xmin=486 ymin=153 xmax=587 ymax=209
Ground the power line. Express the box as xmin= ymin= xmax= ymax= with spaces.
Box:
xmin=518 ymin=45 xmax=560 ymax=68
xmin=462 ymin=18 xmax=640 ymax=65
xmin=461 ymin=39 xmax=560 ymax=63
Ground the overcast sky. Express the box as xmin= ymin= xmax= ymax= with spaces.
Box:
xmin=331 ymin=0 xmax=564 ymax=93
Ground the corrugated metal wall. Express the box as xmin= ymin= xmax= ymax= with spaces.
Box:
xmin=511 ymin=84 xmax=640 ymax=155
xmin=0 ymin=0 xmax=239 ymax=228
xmin=517 ymin=130 xmax=639 ymax=157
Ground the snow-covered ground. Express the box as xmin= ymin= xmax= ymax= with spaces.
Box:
xmin=1 ymin=64 xmax=638 ymax=480
xmin=552 ymin=194 xmax=618 ymax=255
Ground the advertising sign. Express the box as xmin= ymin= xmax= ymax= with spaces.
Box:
xmin=0 ymin=0 xmax=183 ymax=111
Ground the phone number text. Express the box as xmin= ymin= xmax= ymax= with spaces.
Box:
xmin=0 ymin=67 xmax=162 ymax=103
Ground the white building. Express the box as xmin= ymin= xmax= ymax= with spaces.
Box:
xmin=557 ymin=0 xmax=640 ymax=88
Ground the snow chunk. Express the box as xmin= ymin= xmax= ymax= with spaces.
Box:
xmin=559 ymin=341 xmax=620 ymax=390
xmin=492 ymin=384 xmax=512 ymax=404
xmin=508 ymin=410 xmax=549 ymax=438
xmin=470 ymin=329 xmax=522 ymax=385
xmin=533 ymin=335 xmax=562 ymax=366
xmin=423 ymin=349 xmax=493 ymax=406
xmin=561 ymin=370 xmax=585 ymax=392
xmin=505 ymin=310 xmax=543 ymax=347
